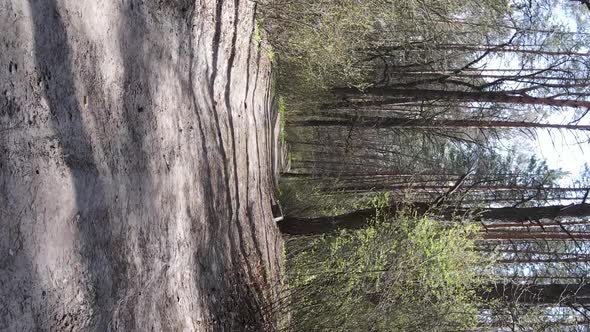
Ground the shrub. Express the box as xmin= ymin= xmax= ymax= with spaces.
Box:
xmin=285 ymin=207 xmax=489 ymax=331
xmin=260 ymin=0 xmax=509 ymax=112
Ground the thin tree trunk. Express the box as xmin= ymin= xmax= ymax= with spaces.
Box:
xmin=289 ymin=117 xmax=590 ymax=130
xmin=483 ymin=231 xmax=590 ymax=240
xmin=479 ymin=283 xmax=590 ymax=305
xmin=277 ymin=203 xmax=590 ymax=235
xmin=333 ymin=87 xmax=590 ymax=109
xmin=497 ymin=257 xmax=590 ymax=264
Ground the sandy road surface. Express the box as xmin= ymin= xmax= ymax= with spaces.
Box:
xmin=0 ymin=0 xmax=283 ymax=330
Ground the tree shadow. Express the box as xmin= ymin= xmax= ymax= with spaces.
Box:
xmin=27 ymin=0 xmax=131 ymax=329
xmin=21 ymin=0 xmax=271 ymax=330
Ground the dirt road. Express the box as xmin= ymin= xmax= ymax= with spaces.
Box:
xmin=0 ymin=0 xmax=283 ymax=330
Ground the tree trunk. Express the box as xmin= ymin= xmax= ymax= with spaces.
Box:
xmin=277 ymin=203 xmax=590 ymax=235
xmin=479 ymin=283 xmax=590 ymax=305
xmin=333 ymin=87 xmax=590 ymax=109
xmin=497 ymin=256 xmax=590 ymax=264
xmin=483 ymin=231 xmax=590 ymax=240
xmin=289 ymin=117 xmax=590 ymax=131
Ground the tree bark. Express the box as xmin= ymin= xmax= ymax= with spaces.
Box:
xmin=333 ymin=87 xmax=590 ymax=109
xmin=277 ymin=203 xmax=590 ymax=235
xmin=479 ymin=283 xmax=590 ymax=305
xmin=483 ymin=231 xmax=590 ymax=240
xmin=289 ymin=117 xmax=590 ymax=131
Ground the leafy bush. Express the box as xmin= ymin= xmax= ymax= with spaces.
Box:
xmin=260 ymin=0 xmax=388 ymax=109
xmin=277 ymin=179 xmax=381 ymax=218
xmin=260 ymin=0 xmax=509 ymax=112
xmin=284 ymin=206 xmax=490 ymax=331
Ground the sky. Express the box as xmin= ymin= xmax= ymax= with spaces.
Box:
xmin=485 ymin=1 xmax=590 ymax=183
xmin=534 ymin=113 xmax=590 ymax=182
xmin=529 ymin=1 xmax=590 ymax=183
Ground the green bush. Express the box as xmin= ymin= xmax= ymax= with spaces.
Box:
xmin=277 ymin=179 xmax=381 ymax=218
xmin=260 ymin=0 xmax=510 ymax=114
xmin=285 ymin=207 xmax=490 ymax=331
xmin=260 ymin=0 xmax=386 ymax=110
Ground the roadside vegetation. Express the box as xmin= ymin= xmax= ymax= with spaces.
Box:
xmin=260 ymin=0 xmax=590 ymax=330
xmin=284 ymin=201 xmax=490 ymax=331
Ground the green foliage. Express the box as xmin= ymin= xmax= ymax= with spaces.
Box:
xmin=253 ymin=18 xmax=263 ymax=47
xmin=285 ymin=208 xmax=489 ymax=331
xmin=266 ymin=44 xmax=276 ymax=63
xmin=278 ymin=178 xmax=380 ymax=218
xmin=260 ymin=0 xmax=509 ymax=111
xmin=260 ymin=0 xmax=385 ymax=110
xmin=253 ymin=17 xmax=276 ymax=62
xmin=265 ymin=0 xmax=590 ymax=329
xmin=263 ymin=0 xmax=377 ymax=101
xmin=278 ymin=96 xmax=286 ymax=144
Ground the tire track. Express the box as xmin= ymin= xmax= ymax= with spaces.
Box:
xmin=244 ymin=5 xmax=266 ymax=266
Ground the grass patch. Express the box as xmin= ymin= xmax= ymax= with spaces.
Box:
xmin=253 ymin=18 xmax=263 ymax=47
xmin=278 ymin=96 xmax=286 ymax=145
xmin=253 ymin=17 xmax=276 ymax=63
xmin=265 ymin=44 xmax=275 ymax=63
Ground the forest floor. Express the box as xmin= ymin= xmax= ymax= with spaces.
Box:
xmin=0 ymin=0 xmax=284 ymax=331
